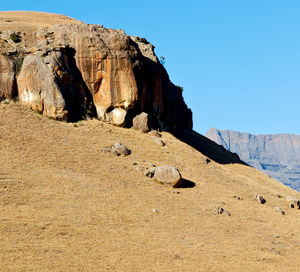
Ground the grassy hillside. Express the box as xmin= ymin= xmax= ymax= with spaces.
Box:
xmin=1 ymin=101 xmax=300 ymax=271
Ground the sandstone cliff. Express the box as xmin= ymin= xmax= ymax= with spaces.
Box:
xmin=206 ymin=127 xmax=300 ymax=191
xmin=0 ymin=12 xmax=192 ymax=129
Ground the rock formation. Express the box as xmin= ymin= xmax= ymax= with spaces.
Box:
xmin=0 ymin=18 xmax=192 ymax=129
xmin=206 ymin=127 xmax=300 ymax=191
xmin=0 ymin=54 xmax=16 ymax=100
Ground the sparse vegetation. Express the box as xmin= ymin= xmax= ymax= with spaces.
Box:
xmin=11 ymin=51 xmax=24 ymax=75
xmin=10 ymin=32 xmax=21 ymax=43
xmin=15 ymin=56 xmax=24 ymax=74
xmin=176 ymin=85 xmax=184 ymax=92
xmin=34 ymin=109 xmax=43 ymax=115
xmin=73 ymin=120 xmax=84 ymax=127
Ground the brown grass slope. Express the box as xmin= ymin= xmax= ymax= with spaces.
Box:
xmin=1 ymin=101 xmax=300 ymax=272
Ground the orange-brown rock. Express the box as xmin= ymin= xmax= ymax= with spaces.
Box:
xmin=17 ymin=50 xmax=94 ymax=121
xmin=0 ymin=15 xmax=192 ymax=129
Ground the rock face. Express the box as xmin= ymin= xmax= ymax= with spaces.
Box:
xmin=206 ymin=127 xmax=300 ymax=191
xmin=0 ymin=21 xmax=192 ymax=129
xmin=0 ymin=55 xmax=16 ymax=100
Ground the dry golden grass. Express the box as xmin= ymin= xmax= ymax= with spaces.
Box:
xmin=0 ymin=11 xmax=80 ymax=32
xmin=1 ymin=101 xmax=300 ymax=272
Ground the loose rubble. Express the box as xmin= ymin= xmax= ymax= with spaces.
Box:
xmin=275 ymin=206 xmax=285 ymax=215
xmin=214 ymin=206 xmax=231 ymax=216
xmin=254 ymin=194 xmax=266 ymax=204
xmin=286 ymin=196 xmax=300 ymax=209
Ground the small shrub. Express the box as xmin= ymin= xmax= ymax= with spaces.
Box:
xmin=10 ymin=33 xmax=21 ymax=43
xmin=15 ymin=57 xmax=23 ymax=74
xmin=176 ymin=85 xmax=184 ymax=92
xmin=34 ymin=109 xmax=43 ymax=115
xmin=11 ymin=52 xmax=25 ymax=75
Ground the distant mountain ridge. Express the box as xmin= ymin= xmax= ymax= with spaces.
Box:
xmin=206 ymin=127 xmax=300 ymax=191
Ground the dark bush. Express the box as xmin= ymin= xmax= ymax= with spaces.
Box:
xmin=10 ymin=33 xmax=21 ymax=43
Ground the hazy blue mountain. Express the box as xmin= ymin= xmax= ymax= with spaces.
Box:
xmin=206 ymin=127 xmax=300 ymax=192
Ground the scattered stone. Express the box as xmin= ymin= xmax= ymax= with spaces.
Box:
xmin=205 ymin=158 xmax=211 ymax=164
xmin=286 ymin=196 xmax=300 ymax=209
xmin=170 ymin=190 xmax=180 ymax=194
xmin=152 ymin=208 xmax=162 ymax=214
xmin=233 ymin=195 xmax=242 ymax=200
xmin=132 ymin=162 xmax=138 ymax=166
xmin=153 ymin=165 xmax=182 ymax=187
xmin=148 ymin=130 xmax=161 ymax=137
xmin=215 ymin=206 xmax=224 ymax=214
xmin=152 ymin=136 xmax=165 ymax=146
xmin=132 ymin=112 xmax=152 ymax=133
xmin=214 ymin=206 xmax=231 ymax=216
xmin=275 ymin=206 xmax=285 ymax=215
xmin=289 ymin=202 xmax=295 ymax=209
xmin=111 ymin=142 xmax=130 ymax=156
xmin=102 ymin=142 xmax=130 ymax=156
xmin=254 ymin=194 xmax=266 ymax=204
xmin=174 ymin=254 xmax=182 ymax=259
xmin=145 ymin=167 xmax=156 ymax=178
xmin=276 ymin=194 xmax=282 ymax=198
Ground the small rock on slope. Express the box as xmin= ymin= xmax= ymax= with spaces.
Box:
xmin=152 ymin=136 xmax=165 ymax=146
xmin=153 ymin=165 xmax=182 ymax=187
xmin=133 ymin=112 xmax=152 ymax=133
xmin=102 ymin=142 xmax=130 ymax=156
xmin=254 ymin=194 xmax=266 ymax=204
xmin=111 ymin=142 xmax=130 ymax=156
xmin=148 ymin=130 xmax=161 ymax=137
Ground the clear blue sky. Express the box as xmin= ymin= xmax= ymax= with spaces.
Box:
xmin=2 ymin=1 xmax=300 ymax=135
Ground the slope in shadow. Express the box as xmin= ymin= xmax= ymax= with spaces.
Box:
xmin=170 ymin=128 xmax=248 ymax=165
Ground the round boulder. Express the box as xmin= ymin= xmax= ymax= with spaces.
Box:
xmin=153 ymin=165 xmax=182 ymax=187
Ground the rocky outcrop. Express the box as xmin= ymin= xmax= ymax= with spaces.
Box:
xmin=206 ymin=127 xmax=300 ymax=191
xmin=17 ymin=49 xmax=94 ymax=121
xmin=0 ymin=21 xmax=192 ymax=129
